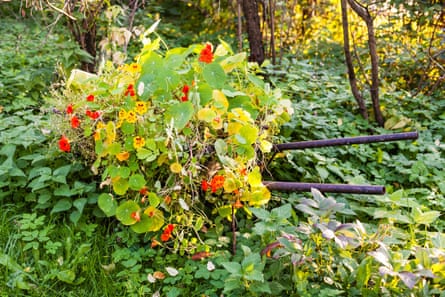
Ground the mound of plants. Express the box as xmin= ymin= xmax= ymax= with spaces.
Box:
xmin=50 ymin=28 xmax=293 ymax=253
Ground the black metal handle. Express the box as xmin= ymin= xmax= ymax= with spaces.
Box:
xmin=273 ymin=131 xmax=418 ymax=152
xmin=263 ymin=181 xmax=385 ymax=195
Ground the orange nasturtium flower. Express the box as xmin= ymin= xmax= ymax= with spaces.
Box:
xmin=70 ymin=116 xmax=80 ymax=129
xmin=93 ymin=130 xmax=101 ymax=141
xmin=133 ymin=136 xmax=145 ymax=149
xmin=116 ymin=151 xmax=130 ymax=161
xmin=126 ymin=110 xmax=137 ymax=123
xmin=135 ymin=101 xmax=147 ymax=114
xmin=210 ymin=175 xmax=225 ymax=193
xmin=199 ymin=43 xmax=214 ymax=63
xmin=59 ymin=135 xmax=70 ymax=152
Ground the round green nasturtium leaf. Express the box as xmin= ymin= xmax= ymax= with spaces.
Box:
xmin=116 ymin=200 xmax=140 ymax=225
xmin=98 ymin=193 xmax=117 ymax=217
xmin=203 ymin=63 xmax=226 ymax=89
xmin=121 ymin=122 xmax=135 ymax=135
xmin=166 ymin=101 xmax=194 ymax=131
xmin=143 ymin=206 xmax=165 ymax=231
xmin=129 ymin=174 xmax=146 ymax=191
xmin=148 ymin=193 xmax=160 ymax=207
xmin=130 ymin=214 xmax=152 ymax=233
xmin=113 ymin=177 xmax=129 ymax=195
xmin=107 ymin=143 xmax=121 ymax=156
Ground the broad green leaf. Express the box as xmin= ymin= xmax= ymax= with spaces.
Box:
xmin=0 ymin=144 xmax=16 ymax=158
xmin=357 ymin=257 xmax=373 ymax=289
xmin=0 ymin=253 xmax=22 ymax=271
xmin=73 ymin=198 xmax=87 ymax=214
xmin=411 ymin=208 xmax=441 ymax=225
xmin=166 ymin=101 xmax=194 ymax=130
xmin=107 ymin=143 xmax=121 ymax=156
xmin=113 ymin=177 xmax=129 ymax=195
xmin=98 ymin=193 xmax=117 ymax=217
xmin=129 ymin=174 xmax=146 ymax=191
xmin=51 ymin=199 xmax=72 ymax=214
xmin=130 ymin=213 xmax=152 ymax=233
xmin=148 ymin=192 xmax=160 ymax=207
xmin=203 ymin=63 xmax=226 ymax=89
xmin=136 ymin=147 xmax=158 ymax=162
xmin=271 ymin=204 xmax=292 ymax=219
xmin=116 ymin=201 xmax=140 ymax=225
xmin=221 ymin=262 xmax=242 ymax=276
xmin=57 ymin=270 xmax=76 ymax=284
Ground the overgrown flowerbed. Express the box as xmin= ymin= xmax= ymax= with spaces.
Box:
xmin=1 ymin=14 xmax=444 ymax=297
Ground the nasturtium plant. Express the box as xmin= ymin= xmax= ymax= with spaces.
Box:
xmin=50 ymin=31 xmax=293 ymax=242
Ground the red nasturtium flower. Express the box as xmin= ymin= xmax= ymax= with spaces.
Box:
xmin=86 ymin=94 xmax=95 ymax=102
xmin=181 ymin=85 xmax=190 ymax=102
xmin=139 ymin=187 xmax=149 ymax=196
xmin=58 ymin=135 xmax=70 ymax=152
xmin=86 ymin=110 xmax=100 ymax=120
xmin=70 ymin=116 xmax=80 ymax=128
xmin=199 ymin=43 xmax=214 ymax=63
xmin=124 ymin=84 xmax=136 ymax=97
xmin=131 ymin=211 xmax=141 ymax=222
xmin=66 ymin=104 xmax=73 ymax=114
xmin=201 ymin=180 xmax=209 ymax=191
xmin=160 ymin=224 xmax=175 ymax=242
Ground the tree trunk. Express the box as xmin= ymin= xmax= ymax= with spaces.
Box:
xmin=347 ymin=0 xmax=384 ymax=126
xmin=341 ymin=0 xmax=368 ymax=120
xmin=65 ymin=0 xmax=104 ymax=73
xmin=241 ymin=0 xmax=265 ymax=65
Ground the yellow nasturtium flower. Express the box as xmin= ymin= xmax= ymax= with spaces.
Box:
xmin=93 ymin=130 xmax=101 ymax=141
xmin=118 ymin=109 xmax=127 ymax=121
xmin=96 ymin=121 xmax=106 ymax=130
xmin=127 ymin=63 xmax=141 ymax=74
xmin=116 ymin=151 xmax=130 ymax=161
xmin=135 ymin=101 xmax=148 ymax=115
xmin=133 ymin=136 xmax=145 ymax=149
xmin=126 ymin=110 xmax=137 ymax=123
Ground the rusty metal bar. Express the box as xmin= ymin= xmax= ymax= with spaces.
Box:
xmin=263 ymin=181 xmax=385 ymax=195
xmin=273 ymin=131 xmax=418 ymax=152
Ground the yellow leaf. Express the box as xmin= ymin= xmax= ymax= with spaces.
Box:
xmin=170 ymin=162 xmax=182 ymax=174
xmin=197 ymin=107 xmax=217 ymax=122
xmin=212 ymin=90 xmax=228 ymax=113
